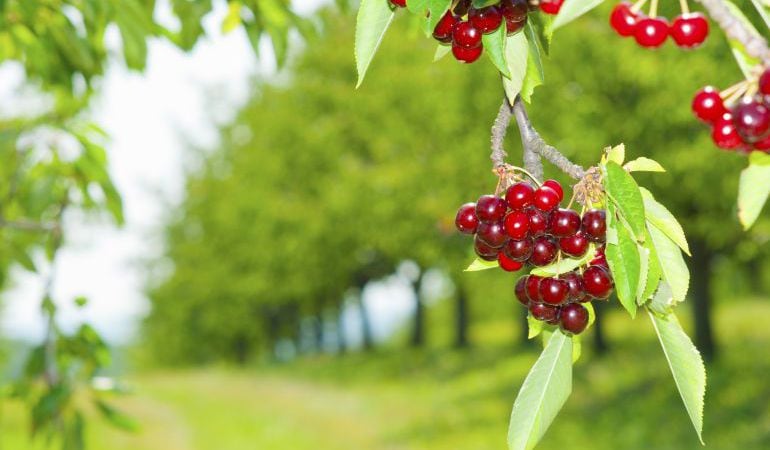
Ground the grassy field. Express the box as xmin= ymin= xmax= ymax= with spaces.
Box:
xmin=2 ymin=299 xmax=770 ymax=450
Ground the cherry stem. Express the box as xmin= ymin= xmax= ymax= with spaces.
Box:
xmin=650 ymin=0 xmax=659 ymax=18
xmin=719 ymin=79 xmax=749 ymax=100
xmin=679 ymin=0 xmax=690 ymax=15
xmin=511 ymin=165 xmax=543 ymax=187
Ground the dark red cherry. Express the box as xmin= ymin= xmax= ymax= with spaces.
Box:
xmin=477 ymin=221 xmax=507 ymax=248
xmin=533 ymin=186 xmax=560 ymax=212
xmin=590 ymin=246 xmax=609 ymax=269
xmin=670 ymin=13 xmax=709 ymax=48
xmin=525 ymin=275 xmax=543 ymax=303
xmin=539 ymin=277 xmax=569 ymax=305
xmin=505 ymin=182 xmax=535 ymax=210
xmin=733 ymin=98 xmax=770 ymax=142
xmin=692 ymin=86 xmax=727 ymax=124
xmin=452 ymin=0 xmax=472 ymax=15
xmin=711 ymin=113 xmax=744 ymax=150
xmin=530 ymin=236 xmax=557 ymax=266
xmin=452 ymin=21 xmax=482 ymax=49
xmin=634 ymin=17 xmax=669 ymax=48
xmin=451 ymin=44 xmax=483 ymax=63
xmin=560 ymin=303 xmax=589 ymax=335
xmin=498 ymin=251 xmax=524 ymax=272
xmin=433 ymin=11 xmax=459 ymax=43
xmin=515 ymin=276 xmax=530 ymax=306
xmin=583 ymin=265 xmax=614 ymax=299
xmin=504 ymin=211 xmax=530 ymax=239
xmin=560 ymin=271 xmax=585 ymax=302
xmin=581 ymin=209 xmax=606 ymax=242
xmin=469 ymin=5 xmax=503 ymax=34
xmin=760 ymin=69 xmax=770 ymax=96
xmin=500 ymin=0 xmax=528 ymax=35
xmin=475 ymin=195 xmax=507 ymax=222
xmin=755 ymin=133 xmax=770 ymax=151
xmin=542 ymin=180 xmax=564 ymax=202
xmin=610 ymin=2 xmax=640 ymax=37
xmin=390 ymin=0 xmax=407 ymax=7
xmin=455 ymin=202 xmax=479 ymax=234
xmin=549 ymin=208 xmax=581 ymax=238
xmin=474 ymin=235 xmax=499 ymax=261
xmin=526 ymin=208 xmax=549 ymax=236
xmin=559 ymin=233 xmax=589 ymax=258
xmin=504 ymin=237 xmax=534 ymax=262
xmin=530 ymin=302 xmax=559 ymax=323
xmin=540 ymin=0 xmax=563 ymax=15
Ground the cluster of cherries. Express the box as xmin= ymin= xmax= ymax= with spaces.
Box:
xmin=609 ymin=1 xmax=709 ymax=49
xmin=454 ymin=178 xmax=613 ymax=335
xmin=389 ymin=0 xmax=563 ymax=64
xmin=692 ymin=68 xmax=770 ymax=153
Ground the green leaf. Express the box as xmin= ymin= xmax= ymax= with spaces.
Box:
xmin=520 ymin=23 xmax=545 ymax=102
xmin=624 ymin=156 xmax=665 ymax=173
xmin=584 ymin=302 xmax=595 ymax=329
xmin=572 ymin=335 xmax=582 ymax=363
xmin=550 ymin=0 xmax=605 ymax=31
xmin=737 ymin=151 xmax=770 ymax=230
xmin=606 ymin=143 xmax=625 ymax=165
xmin=648 ymin=310 xmax=706 ymax=444
xmin=406 ymin=0 xmax=429 ymax=14
xmin=508 ymin=330 xmax=573 ymax=450
xmin=502 ymin=31 xmax=529 ymax=104
xmin=465 ymin=258 xmax=499 ymax=272
xmin=605 ymin=218 xmax=640 ymax=317
xmin=433 ymin=44 xmax=451 ymax=61
xmin=472 ymin=0 xmax=499 ymax=7
xmin=640 ymin=187 xmax=690 ymax=255
xmin=635 ymin=241 xmax=649 ymax=305
xmin=640 ymin=232 xmax=663 ymax=304
xmin=527 ymin=12 xmax=553 ymax=55
xmin=527 ymin=314 xmax=544 ymax=339
xmin=355 ymin=0 xmax=396 ymax=88
xmin=222 ymin=1 xmax=243 ymax=33
xmin=428 ymin=0 xmax=453 ymax=31
xmin=750 ymin=0 xmax=770 ymax=30
xmin=648 ymin=280 xmax=675 ymax=315
xmin=530 ymin=245 xmax=596 ymax=277
xmin=11 ymin=243 xmax=37 ymax=273
xmin=95 ymin=400 xmax=140 ymax=432
xmin=648 ymin=224 xmax=689 ymax=304
xmin=604 ymin=161 xmax=646 ymax=241
xmin=483 ymin=25 xmax=510 ymax=77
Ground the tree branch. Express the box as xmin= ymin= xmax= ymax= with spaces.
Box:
xmin=0 ymin=218 xmax=59 ymax=232
xmin=697 ymin=0 xmax=770 ymax=64
xmin=490 ymin=100 xmax=512 ymax=168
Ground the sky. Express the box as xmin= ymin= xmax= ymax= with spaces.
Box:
xmin=0 ymin=0 xmax=421 ymax=346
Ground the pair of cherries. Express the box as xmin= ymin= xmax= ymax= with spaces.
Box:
xmin=610 ymin=2 xmax=709 ymax=49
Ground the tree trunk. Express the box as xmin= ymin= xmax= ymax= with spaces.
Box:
xmin=592 ymin=301 xmax=608 ymax=355
xmin=336 ymin=307 xmax=347 ymax=355
xmin=454 ymin=279 xmax=469 ymax=348
xmin=690 ymin=239 xmax=717 ymax=362
xmin=357 ymin=291 xmax=374 ymax=351
xmin=411 ymin=275 xmax=425 ymax=347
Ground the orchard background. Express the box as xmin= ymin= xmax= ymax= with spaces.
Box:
xmin=0 ymin=0 xmax=769 ymax=449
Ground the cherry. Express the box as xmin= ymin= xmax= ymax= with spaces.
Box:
xmin=539 ymin=277 xmax=569 ymax=305
xmin=515 ymin=276 xmax=530 ymax=306
xmin=760 ymin=69 xmax=770 ymax=96
xmin=433 ymin=11 xmax=459 ymax=44
xmin=542 ymin=179 xmax=564 ymax=202
xmin=504 ymin=211 xmax=530 ymax=239
xmin=500 ymin=0 xmax=528 ymax=35
xmin=498 ymin=251 xmax=524 ymax=272
xmin=390 ymin=0 xmax=407 ymax=7
xmin=732 ymin=98 xmax=770 ymax=142
xmin=590 ymin=246 xmax=609 ymax=269
xmin=477 ymin=221 xmax=507 ymax=248
xmin=560 ymin=271 xmax=585 ymax=302
xmin=711 ymin=113 xmax=744 ymax=150
xmin=530 ymin=302 xmax=560 ymax=323
xmin=549 ymin=208 xmax=581 ymax=238
xmin=455 ymin=203 xmax=479 ymax=234
xmin=453 ymin=0 xmax=472 ymax=16
xmin=505 ymin=182 xmax=535 ymax=210
xmin=452 ymin=44 xmax=483 ymax=63
xmin=526 ymin=208 xmax=550 ymax=236
xmin=634 ymin=17 xmax=669 ymax=48
xmin=610 ymin=2 xmax=640 ymax=37
xmin=560 ymin=303 xmax=589 ymax=335
xmin=533 ymin=186 xmax=560 ymax=212
xmin=583 ymin=265 xmax=614 ymax=299
xmin=525 ymin=275 xmax=543 ymax=303
xmin=670 ymin=13 xmax=709 ymax=48
xmin=530 ymin=236 xmax=558 ymax=266
xmin=755 ymin=134 xmax=770 ymax=151
xmin=559 ymin=233 xmax=589 ymax=258
xmin=504 ymin=237 xmax=534 ymax=261
xmin=452 ymin=21 xmax=482 ymax=49
xmin=475 ymin=195 xmax=507 ymax=222
xmin=540 ymin=0 xmax=563 ymax=15
xmin=581 ymin=209 xmax=606 ymax=242
xmin=474 ymin=235 xmax=499 ymax=261
xmin=692 ymin=86 xmax=727 ymax=124
xmin=469 ymin=5 xmax=503 ymax=34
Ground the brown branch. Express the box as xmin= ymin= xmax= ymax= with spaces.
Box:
xmin=697 ymin=0 xmax=770 ymax=65
xmin=490 ymin=100 xmax=513 ymax=168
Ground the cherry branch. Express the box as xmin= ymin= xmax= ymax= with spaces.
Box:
xmin=697 ymin=0 xmax=770 ymax=64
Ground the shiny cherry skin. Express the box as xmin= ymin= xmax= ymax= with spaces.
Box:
xmin=525 ymin=275 xmax=543 ymax=303
xmin=505 ymin=182 xmax=535 ymax=210
xmin=452 ymin=21 xmax=482 ymax=48
xmin=542 ymin=179 xmax=564 ymax=202
xmin=634 ymin=17 xmax=669 ymax=48
xmin=559 ymin=233 xmax=589 ymax=258
xmin=540 ymin=0 xmax=564 ymax=15
xmin=610 ymin=2 xmax=640 ymax=37
xmin=452 ymin=44 xmax=483 ymax=63
xmin=670 ymin=13 xmax=709 ymax=48
xmin=530 ymin=302 xmax=560 ymax=323
xmin=560 ymin=303 xmax=589 ymax=335
xmin=475 ymin=195 xmax=507 ymax=222
xmin=560 ymin=271 xmax=585 ymax=301
xmin=590 ymin=246 xmax=609 ymax=269
xmin=755 ymin=133 xmax=770 ymax=151
xmin=498 ymin=251 xmax=524 ymax=272
xmin=474 ymin=235 xmax=499 ymax=261
xmin=581 ymin=209 xmax=606 ymax=242
xmin=530 ymin=236 xmax=558 ymax=266
xmin=515 ymin=276 xmax=530 ymax=306
xmin=539 ymin=277 xmax=569 ymax=305
xmin=477 ymin=220 xmax=507 ymax=248
xmin=526 ymin=208 xmax=550 ymax=236
xmin=433 ymin=11 xmax=459 ymax=43
xmin=760 ymin=69 xmax=770 ymax=96
xmin=533 ymin=186 xmax=560 ymax=212
xmin=390 ymin=0 xmax=407 ymax=7
xmin=549 ymin=208 xmax=581 ymax=238
xmin=469 ymin=5 xmax=503 ymax=34
xmin=711 ymin=113 xmax=744 ymax=150
xmin=732 ymin=98 xmax=770 ymax=143
xmin=583 ymin=265 xmax=614 ymax=299
xmin=692 ymin=86 xmax=727 ymax=124
xmin=500 ymin=0 xmax=528 ymax=35
xmin=504 ymin=211 xmax=530 ymax=239
xmin=455 ymin=202 xmax=479 ymax=234
xmin=504 ymin=237 xmax=534 ymax=262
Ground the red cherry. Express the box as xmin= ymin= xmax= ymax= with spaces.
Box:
xmin=526 ymin=208 xmax=550 ymax=237
xmin=530 ymin=236 xmax=557 ymax=266
xmin=610 ymin=2 xmax=640 ymax=37
xmin=692 ymin=86 xmax=727 ymax=124
xmin=711 ymin=113 xmax=745 ymax=150
xmin=634 ymin=17 xmax=669 ymax=48
xmin=525 ymin=275 xmax=543 ymax=303
xmin=477 ymin=221 xmax=507 ymax=248
xmin=560 ymin=271 xmax=585 ymax=302
xmin=590 ymin=246 xmax=609 ymax=269
xmin=670 ymin=13 xmax=709 ymax=48
xmin=498 ymin=251 xmax=524 ymax=272
xmin=433 ymin=11 xmax=459 ymax=43
xmin=515 ymin=276 xmax=530 ymax=306
xmin=451 ymin=44 xmax=483 ymax=63
xmin=581 ymin=209 xmax=606 ymax=242
xmin=452 ymin=21 xmax=482 ymax=49
xmin=755 ymin=133 xmax=770 ymax=150
xmin=505 ymin=182 xmax=535 ymax=210
xmin=500 ymin=0 xmax=528 ymax=35
xmin=390 ymin=0 xmax=407 ymax=7
xmin=455 ymin=203 xmax=479 ymax=234
xmin=475 ymin=195 xmax=507 ymax=222
xmin=583 ymin=265 xmax=614 ymax=299
xmin=530 ymin=302 xmax=560 ymax=323
xmin=560 ymin=303 xmax=589 ymax=335
xmin=542 ymin=180 xmax=564 ymax=202
xmin=559 ymin=233 xmax=589 ymax=258
xmin=732 ymin=98 xmax=770 ymax=142
xmin=503 ymin=238 xmax=534 ymax=262
xmin=540 ymin=0 xmax=564 ymax=15
xmin=474 ymin=235 xmax=499 ymax=261
xmin=453 ymin=0 xmax=472 ymax=16
xmin=760 ymin=69 xmax=770 ymax=96
xmin=469 ymin=5 xmax=503 ymax=34
xmin=539 ymin=277 xmax=569 ymax=305
xmin=504 ymin=211 xmax=530 ymax=239
xmin=533 ymin=186 xmax=560 ymax=212
xmin=549 ymin=208 xmax=581 ymax=238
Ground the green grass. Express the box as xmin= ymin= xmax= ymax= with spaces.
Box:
xmin=2 ymin=299 xmax=770 ymax=450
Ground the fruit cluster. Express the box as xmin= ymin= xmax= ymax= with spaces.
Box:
xmin=610 ymin=1 xmax=709 ymax=49
xmin=454 ymin=178 xmax=614 ymax=336
xmin=692 ymin=68 xmax=770 ymax=153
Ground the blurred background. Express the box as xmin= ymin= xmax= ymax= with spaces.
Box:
xmin=0 ymin=0 xmax=769 ymax=449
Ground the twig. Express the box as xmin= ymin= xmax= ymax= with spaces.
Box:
xmin=490 ymin=100 xmax=513 ymax=168
xmin=697 ymin=0 xmax=770 ymax=65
